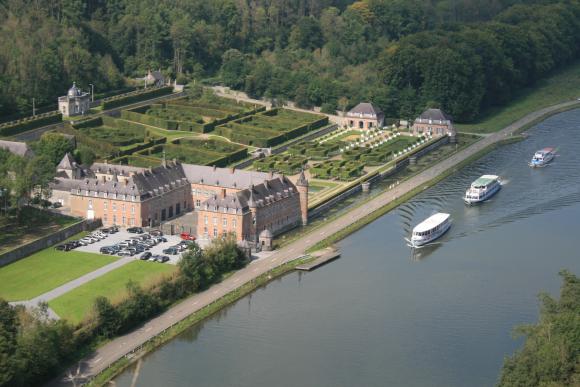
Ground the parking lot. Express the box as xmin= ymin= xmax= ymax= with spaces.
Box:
xmin=76 ymin=229 xmax=185 ymax=264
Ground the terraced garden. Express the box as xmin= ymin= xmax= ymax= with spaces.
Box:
xmin=215 ymin=108 xmax=328 ymax=147
xmin=137 ymin=138 xmax=247 ymax=167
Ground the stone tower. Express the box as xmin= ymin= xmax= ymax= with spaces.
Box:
xmin=296 ymin=169 xmax=308 ymax=226
xmin=247 ymin=185 xmax=258 ymax=241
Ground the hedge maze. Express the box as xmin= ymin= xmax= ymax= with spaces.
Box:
xmin=253 ymin=154 xmax=308 ymax=175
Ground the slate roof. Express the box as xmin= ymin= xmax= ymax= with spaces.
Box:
xmin=57 ymin=153 xmax=77 ymax=170
xmin=202 ymin=175 xmax=297 ymax=213
xmin=347 ymin=102 xmax=383 ymax=117
xmin=0 ymin=140 xmax=34 ymax=157
xmin=416 ymin=108 xmax=452 ymax=122
xmin=182 ymin=164 xmax=280 ymax=189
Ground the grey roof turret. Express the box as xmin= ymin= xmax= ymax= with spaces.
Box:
xmin=296 ymin=169 xmax=308 ymax=187
xmin=67 ymin=82 xmax=81 ymax=97
xmin=57 ymin=153 xmax=77 ymax=170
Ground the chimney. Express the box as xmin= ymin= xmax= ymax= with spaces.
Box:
xmin=220 ymin=188 xmax=226 ymax=199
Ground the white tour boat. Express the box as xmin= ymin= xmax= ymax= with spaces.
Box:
xmin=464 ymin=175 xmax=501 ymax=205
xmin=409 ymin=212 xmax=452 ymax=248
xmin=529 ymin=147 xmax=555 ymax=168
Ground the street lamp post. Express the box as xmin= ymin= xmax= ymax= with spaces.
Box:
xmin=89 ymin=84 xmax=94 ymax=102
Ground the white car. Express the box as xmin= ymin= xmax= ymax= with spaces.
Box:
xmin=80 ymin=237 xmax=96 ymax=244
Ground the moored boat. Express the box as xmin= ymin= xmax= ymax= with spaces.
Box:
xmin=529 ymin=147 xmax=555 ymax=167
xmin=464 ymin=175 xmax=501 ymax=205
xmin=409 ymin=213 xmax=451 ymax=248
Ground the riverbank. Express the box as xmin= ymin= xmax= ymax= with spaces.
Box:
xmin=51 ymin=99 xmax=580 ymax=387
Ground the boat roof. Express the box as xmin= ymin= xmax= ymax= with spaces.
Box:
xmin=537 ymin=147 xmax=555 ymax=154
xmin=472 ymin=175 xmax=499 ymax=186
xmin=413 ymin=213 xmax=450 ymax=233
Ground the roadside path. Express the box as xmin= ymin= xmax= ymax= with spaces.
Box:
xmin=50 ymin=99 xmax=580 ymax=386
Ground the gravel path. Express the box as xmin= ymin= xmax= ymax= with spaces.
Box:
xmin=49 ymin=99 xmax=580 ymax=387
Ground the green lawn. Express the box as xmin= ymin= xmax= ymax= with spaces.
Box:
xmin=49 ymin=261 xmax=177 ymax=324
xmin=0 ymin=248 xmax=117 ymax=301
xmin=457 ymin=60 xmax=580 ymax=133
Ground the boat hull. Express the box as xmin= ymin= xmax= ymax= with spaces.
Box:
xmin=464 ymin=183 xmax=501 ymax=205
xmin=410 ymin=221 xmax=452 ymax=247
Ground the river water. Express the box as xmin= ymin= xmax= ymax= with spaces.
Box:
xmin=114 ymin=109 xmax=580 ymax=387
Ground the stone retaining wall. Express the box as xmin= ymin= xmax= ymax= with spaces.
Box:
xmin=0 ymin=219 xmax=101 ymax=267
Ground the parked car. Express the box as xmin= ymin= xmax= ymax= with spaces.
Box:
xmin=155 ymin=236 xmax=167 ymax=243
xmin=140 ymin=252 xmax=152 ymax=260
xmin=180 ymin=232 xmax=196 ymax=241
xmin=109 ymin=226 xmax=119 ymax=233
xmin=139 ymin=234 xmax=151 ymax=240
xmin=159 ymin=255 xmax=170 ymax=263
xmin=80 ymin=237 xmax=96 ymax=244
xmin=118 ymin=250 xmax=134 ymax=257
xmin=162 ymin=247 xmax=179 ymax=255
xmin=127 ymin=227 xmax=144 ymax=234
xmin=149 ymin=230 xmax=163 ymax=237
xmin=51 ymin=202 xmax=62 ymax=209
xmin=55 ymin=244 xmax=69 ymax=251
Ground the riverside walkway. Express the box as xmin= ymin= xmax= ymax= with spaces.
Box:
xmin=50 ymin=99 xmax=580 ymax=386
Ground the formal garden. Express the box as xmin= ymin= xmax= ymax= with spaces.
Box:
xmin=253 ymin=128 xmax=430 ymax=181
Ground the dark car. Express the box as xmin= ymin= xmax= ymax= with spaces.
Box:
xmin=109 ymin=226 xmax=119 ymax=233
xmin=51 ymin=202 xmax=62 ymax=209
xmin=55 ymin=244 xmax=69 ymax=251
xmin=127 ymin=227 xmax=144 ymax=234
xmin=156 ymin=236 xmax=168 ymax=243
xmin=149 ymin=230 xmax=163 ymax=237
xmin=162 ymin=247 xmax=178 ymax=255
xmin=159 ymin=255 xmax=170 ymax=263
xmin=140 ymin=252 xmax=152 ymax=260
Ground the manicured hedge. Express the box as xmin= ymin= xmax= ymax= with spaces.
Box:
xmin=0 ymin=112 xmax=62 ymax=136
xmin=101 ymin=86 xmax=173 ymax=110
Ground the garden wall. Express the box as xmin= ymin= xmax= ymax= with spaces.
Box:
xmin=0 ymin=219 xmax=101 ymax=268
xmin=0 ymin=112 xmax=62 ymax=136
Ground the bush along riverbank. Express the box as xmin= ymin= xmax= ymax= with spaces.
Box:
xmin=86 ymin=255 xmax=313 ymax=387
xmin=498 ymin=270 xmax=580 ymax=386
xmin=0 ymin=235 xmax=248 ymax=387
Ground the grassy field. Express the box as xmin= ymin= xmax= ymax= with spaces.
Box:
xmin=0 ymin=207 xmax=79 ymax=254
xmin=49 ymin=261 xmax=177 ymax=324
xmin=0 ymin=248 xmax=117 ymax=301
xmin=457 ymin=60 xmax=580 ymax=133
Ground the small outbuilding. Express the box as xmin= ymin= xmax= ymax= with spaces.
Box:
xmin=344 ymin=102 xmax=384 ymax=130
xmin=58 ymin=82 xmax=90 ymax=117
xmin=412 ymin=108 xmax=455 ymax=137
xmin=259 ymin=229 xmax=273 ymax=251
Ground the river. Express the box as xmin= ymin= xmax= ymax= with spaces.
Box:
xmin=114 ymin=109 xmax=580 ymax=387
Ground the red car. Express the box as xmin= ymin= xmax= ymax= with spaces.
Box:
xmin=180 ymin=232 xmax=196 ymax=241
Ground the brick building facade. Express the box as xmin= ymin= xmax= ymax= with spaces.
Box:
xmin=412 ymin=108 xmax=455 ymax=137
xmin=50 ymin=155 xmax=308 ymax=244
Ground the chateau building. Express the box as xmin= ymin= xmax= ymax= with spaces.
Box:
xmin=344 ymin=102 xmax=384 ymax=130
xmin=412 ymin=108 xmax=455 ymax=137
xmin=50 ymin=155 xmax=308 ymax=245
xmin=58 ymin=83 xmax=90 ymax=117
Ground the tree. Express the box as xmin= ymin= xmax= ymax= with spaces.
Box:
xmin=220 ymin=49 xmax=247 ymax=89
xmin=93 ymin=297 xmax=121 ymax=338
xmin=289 ymin=17 xmax=323 ymax=50
xmin=0 ymin=300 xmax=18 ymax=386
xmin=33 ymin=133 xmax=74 ymax=167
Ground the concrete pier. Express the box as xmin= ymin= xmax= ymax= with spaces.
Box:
xmin=296 ymin=248 xmax=341 ymax=271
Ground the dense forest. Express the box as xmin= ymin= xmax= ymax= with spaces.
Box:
xmin=499 ymin=270 xmax=580 ymax=386
xmin=1 ymin=0 xmax=580 ymax=121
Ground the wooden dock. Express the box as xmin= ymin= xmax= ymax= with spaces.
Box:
xmin=296 ymin=248 xmax=341 ymax=271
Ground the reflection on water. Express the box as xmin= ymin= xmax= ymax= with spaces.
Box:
xmin=114 ymin=109 xmax=580 ymax=387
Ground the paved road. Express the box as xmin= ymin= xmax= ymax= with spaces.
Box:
xmin=49 ymin=99 xmax=580 ymax=386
